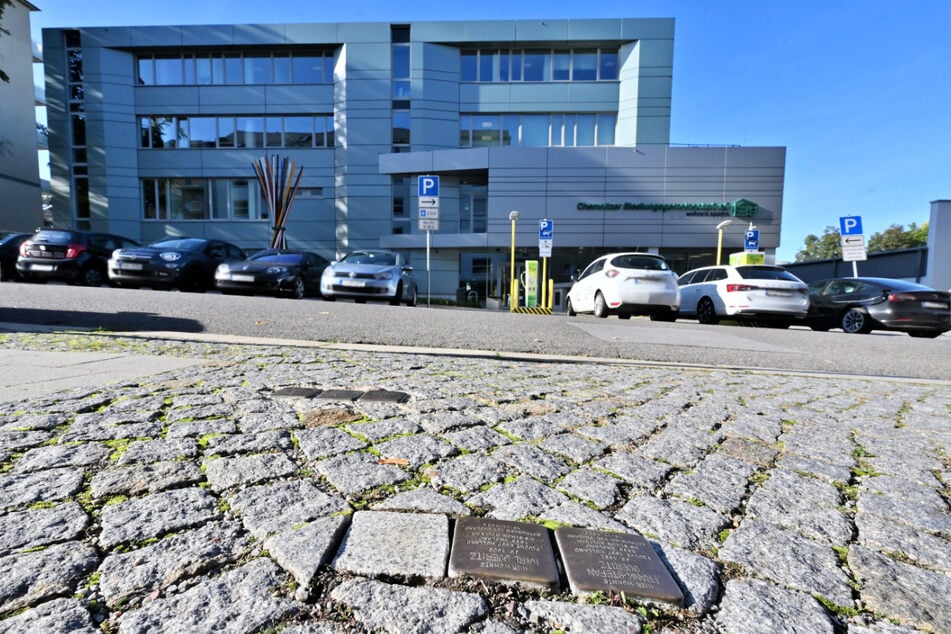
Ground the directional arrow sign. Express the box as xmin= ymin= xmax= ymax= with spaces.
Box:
xmin=419 ymin=198 xmax=438 ymax=208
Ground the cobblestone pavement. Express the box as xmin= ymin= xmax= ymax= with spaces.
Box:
xmin=0 ymin=331 xmax=948 ymax=633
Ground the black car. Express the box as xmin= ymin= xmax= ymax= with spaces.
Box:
xmin=0 ymin=232 xmax=31 ymax=281
xmin=16 ymin=229 xmax=140 ymax=286
xmin=215 ymin=249 xmax=329 ymax=299
xmin=804 ymin=277 xmax=951 ymax=338
xmin=108 ymin=237 xmax=245 ymax=291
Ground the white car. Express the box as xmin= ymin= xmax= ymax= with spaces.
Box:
xmin=677 ymin=264 xmax=809 ymax=327
xmin=565 ymin=253 xmax=680 ymax=321
xmin=320 ymin=249 xmax=418 ymax=306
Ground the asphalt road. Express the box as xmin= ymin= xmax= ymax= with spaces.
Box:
xmin=1 ymin=283 xmax=949 ymax=381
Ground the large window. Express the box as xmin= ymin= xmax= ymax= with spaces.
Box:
xmin=136 ymin=50 xmax=335 ymax=85
xmin=460 ymin=113 xmax=616 ymax=147
xmin=460 ymin=47 xmax=619 ymax=82
xmin=139 ymin=115 xmax=334 ymax=149
xmin=142 ymin=178 xmax=264 ymax=221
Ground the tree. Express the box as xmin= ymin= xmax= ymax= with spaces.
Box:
xmin=866 ymin=222 xmax=928 ymax=253
xmin=795 ymin=226 xmax=841 ymax=262
xmin=0 ymin=0 xmax=13 ymax=83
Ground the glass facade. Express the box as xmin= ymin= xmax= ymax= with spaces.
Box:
xmin=460 ymin=48 xmax=618 ymax=82
xmin=136 ymin=50 xmax=335 ymax=85
xmin=460 ymin=113 xmax=616 ymax=147
xmin=142 ymin=178 xmax=264 ymax=221
xmin=139 ymin=115 xmax=334 ymax=149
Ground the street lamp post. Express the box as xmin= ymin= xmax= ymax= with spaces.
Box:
xmin=716 ymin=219 xmax=734 ymax=265
xmin=509 ymin=210 xmax=519 ymax=310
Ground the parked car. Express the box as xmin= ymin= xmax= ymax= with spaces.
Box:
xmin=108 ymin=237 xmax=245 ymax=291
xmin=320 ymin=249 xmax=417 ymax=306
xmin=565 ymin=252 xmax=680 ymax=320
xmin=17 ymin=229 xmax=140 ymax=286
xmin=215 ymin=249 xmax=329 ymax=299
xmin=0 ymin=231 xmax=31 ymax=281
xmin=677 ymin=264 xmax=809 ymax=327
xmin=803 ymin=277 xmax=950 ymax=338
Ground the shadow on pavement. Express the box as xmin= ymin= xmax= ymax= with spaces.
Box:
xmin=0 ymin=307 xmax=204 ymax=333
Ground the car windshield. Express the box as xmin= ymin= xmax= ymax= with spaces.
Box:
xmin=250 ymin=252 xmax=303 ymax=265
xmin=611 ymin=254 xmax=669 ymax=271
xmin=736 ymin=266 xmax=801 ymax=282
xmin=149 ymin=238 xmax=205 ymax=251
xmin=341 ymin=251 xmax=396 ymax=266
xmin=32 ymin=230 xmax=74 ymax=244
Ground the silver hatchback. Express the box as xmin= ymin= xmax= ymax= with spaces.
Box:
xmin=320 ymin=250 xmax=417 ymax=306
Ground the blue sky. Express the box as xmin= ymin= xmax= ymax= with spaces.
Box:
xmin=29 ymin=0 xmax=949 ymax=262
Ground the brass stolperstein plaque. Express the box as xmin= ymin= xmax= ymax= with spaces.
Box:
xmin=449 ymin=517 xmax=559 ymax=590
xmin=554 ymin=527 xmax=684 ymax=606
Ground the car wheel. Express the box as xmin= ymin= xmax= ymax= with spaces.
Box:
xmin=405 ymin=286 xmax=417 ymax=307
xmin=908 ymin=331 xmax=941 ymax=339
xmin=840 ymin=308 xmax=871 ymax=334
xmin=696 ymin=297 xmax=720 ymax=325
xmin=390 ymin=282 xmax=403 ymax=306
xmin=565 ymin=298 xmax=576 ymax=316
xmin=77 ymin=266 xmax=105 ymax=287
xmin=593 ymin=292 xmax=608 ymax=318
xmin=290 ymin=277 xmax=306 ymax=300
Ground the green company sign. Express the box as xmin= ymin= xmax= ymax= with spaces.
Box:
xmin=577 ymin=198 xmax=758 ymax=217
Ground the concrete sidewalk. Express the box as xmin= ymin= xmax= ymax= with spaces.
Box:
xmin=0 ymin=330 xmax=948 ymax=633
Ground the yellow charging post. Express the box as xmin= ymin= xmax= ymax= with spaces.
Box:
xmin=508 ymin=210 xmax=519 ymax=311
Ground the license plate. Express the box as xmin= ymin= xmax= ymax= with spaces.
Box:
xmin=31 ymin=264 xmax=54 ymax=271
xmin=922 ymin=301 xmax=948 ymax=310
xmin=230 ymin=274 xmax=254 ymax=283
xmin=341 ymin=279 xmax=366 ymax=287
xmin=766 ymin=290 xmax=791 ymax=297
xmin=116 ymin=261 xmax=143 ymax=271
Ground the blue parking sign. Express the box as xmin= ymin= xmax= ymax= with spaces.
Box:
xmin=539 ymin=219 xmax=553 ymax=240
xmin=418 ymin=175 xmax=439 ymax=197
xmin=839 ymin=215 xmax=863 ymax=236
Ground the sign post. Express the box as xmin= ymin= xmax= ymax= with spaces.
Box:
xmin=539 ymin=219 xmax=553 ymax=310
xmin=418 ymin=175 xmax=440 ymax=306
xmin=838 ymin=215 xmax=866 ymax=277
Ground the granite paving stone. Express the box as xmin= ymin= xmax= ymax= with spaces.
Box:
xmin=10 ymin=441 xmax=109 ymax=473
xmin=440 ymin=425 xmax=512 ymax=452
xmin=856 ymin=488 xmax=951 ymax=535
xmin=0 ymin=502 xmax=88 ymax=555
xmin=264 ymin=516 xmax=349 ymax=588
xmin=203 ymin=452 xmax=299 ymax=491
xmin=236 ymin=410 xmax=302 ymax=433
xmin=228 ymin=480 xmax=349 ymax=540
xmin=848 ymin=545 xmax=951 ymax=633
xmin=374 ymin=433 xmax=458 ymax=467
xmin=523 ymin=600 xmax=644 ymax=633
xmin=616 ymin=494 xmax=728 ymax=551
xmin=555 ymin=467 xmax=620 ymax=508
xmin=330 ymin=578 xmax=488 ymax=633
xmin=774 ymin=453 xmax=854 ymax=484
xmin=166 ymin=418 xmax=238 ymax=438
xmin=466 ymin=476 xmax=570 ymax=521
xmin=0 ymin=412 xmax=68 ymax=432
xmin=332 ymin=511 xmax=449 ymax=580
xmin=314 ymin=451 xmax=410 ymax=496
xmin=539 ymin=432 xmax=608 ymax=463
xmin=294 ymin=427 xmax=366 ymax=460
xmin=427 ymin=453 xmax=512 ymax=493
xmin=716 ymin=436 xmax=778 ymax=468
xmin=718 ymin=518 xmax=854 ymax=607
xmin=715 ymin=578 xmax=836 ymax=634
xmin=639 ymin=426 xmax=720 ymax=469
xmin=0 ymin=466 xmax=85 ymax=509
xmin=372 ymin=487 xmax=472 ymax=516
xmin=664 ymin=452 xmax=757 ymax=514
xmin=0 ymin=541 xmax=99 ymax=613
xmin=744 ymin=468 xmax=852 ymax=545
xmin=593 ymin=451 xmax=672 ymax=490
xmin=539 ymin=500 xmax=629 ymax=532
xmin=203 ymin=430 xmax=294 ymax=455
xmin=116 ymin=437 xmax=199 ymax=464
xmin=99 ymin=487 xmax=219 ymax=549
xmin=90 ymin=460 xmax=204 ymax=497
xmin=855 ymin=513 xmax=951 ymax=572
xmin=115 ymin=558 xmax=298 ymax=633
xmin=492 ymin=443 xmax=570 ymax=480
xmin=650 ymin=541 xmax=720 ymax=615
xmin=342 ymin=418 xmax=421 ymax=442
xmin=0 ymin=597 xmax=99 ymax=634
xmin=98 ymin=520 xmax=252 ymax=608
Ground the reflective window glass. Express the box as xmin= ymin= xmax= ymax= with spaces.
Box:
xmin=478 ymin=50 xmax=498 ymax=81
xmin=265 ymin=117 xmax=282 ymax=147
xmin=211 ymin=56 xmax=224 ymax=85
xmin=500 ymin=114 xmax=518 ymax=146
xmin=71 ymin=114 xmax=86 ymax=146
xmin=137 ymin=57 xmax=153 ymax=85
xmin=521 ymin=115 xmax=549 ymax=147
xmin=552 ymin=50 xmax=570 ymax=80
xmin=170 ymin=179 xmax=209 ymax=219
xmin=143 ymin=179 xmax=158 ymax=219
xmin=154 ymin=55 xmax=183 ymax=85
xmin=471 ymin=114 xmax=500 ymax=146
xmin=576 ymin=114 xmax=595 ymax=146
xmin=195 ymin=55 xmax=212 ymax=84
xmin=599 ymin=51 xmax=619 ymax=79
xmin=522 ymin=49 xmax=548 ymax=81
xmin=68 ymin=49 xmax=83 ymax=83
xmin=392 ymin=46 xmax=410 ymax=79
xmin=223 ymin=54 xmax=242 ymax=84
xmin=284 ymin=116 xmax=313 ymax=147
xmin=392 ymin=80 xmax=410 ymax=99
xmin=189 ymin=117 xmax=217 ymax=148
xmin=244 ymin=55 xmax=272 ymax=83
xmin=183 ymin=55 xmax=196 ymax=84
xmin=459 ymin=114 xmax=471 ymax=146
xmin=292 ymin=55 xmax=322 ymax=83
xmin=176 ymin=117 xmax=190 ymax=148
xmin=550 ymin=114 xmax=565 ymax=146
xmin=324 ymin=115 xmax=334 ymax=146
xmin=392 ymin=110 xmax=410 ymax=145
xmin=573 ymin=50 xmax=597 ymax=80
xmin=217 ymin=116 xmax=235 ymax=147
xmin=460 ymin=50 xmax=477 ymax=81
xmin=597 ymin=114 xmax=616 ymax=146
xmin=236 ymin=116 xmax=263 ymax=148
xmin=273 ymin=54 xmax=291 ymax=83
